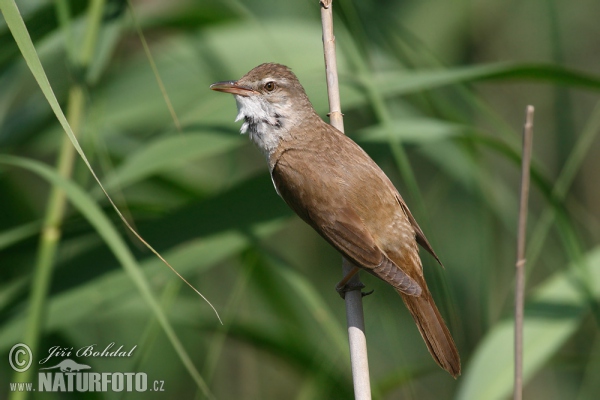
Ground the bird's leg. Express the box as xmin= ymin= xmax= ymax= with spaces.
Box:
xmin=336 ymin=266 xmax=372 ymax=299
xmin=336 ymin=266 xmax=360 ymax=290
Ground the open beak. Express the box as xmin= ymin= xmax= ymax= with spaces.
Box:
xmin=210 ymin=81 xmax=258 ymax=97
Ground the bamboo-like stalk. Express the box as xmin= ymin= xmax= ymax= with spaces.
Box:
xmin=320 ymin=1 xmax=372 ymax=399
xmin=9 ymin=2 xmax=106 ymax=398
xmin=514 ymin=105 xmax=534 ymax=400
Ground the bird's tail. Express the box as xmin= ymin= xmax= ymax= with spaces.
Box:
xmin=399 ymin=290 xmax=461 ymax=378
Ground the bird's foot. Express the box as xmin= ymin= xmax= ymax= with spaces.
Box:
xmin=336 ymin=281 xmax=373 ymax=299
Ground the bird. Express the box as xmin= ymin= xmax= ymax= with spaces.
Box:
xmin=210 ymin=63 xmax=460 ymax=377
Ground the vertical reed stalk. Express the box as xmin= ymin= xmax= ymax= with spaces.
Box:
xmin=320 ymin=1 xmax=372 ymax=399
xmin=514 ymin=105 xmax=534 ymax=400
xmin=9 ymin=2 xmax=105 ymax=398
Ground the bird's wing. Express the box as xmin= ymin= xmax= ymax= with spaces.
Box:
xmin=319 ymin=208 xmax=422 ymax=296
xmin=271 ymin=159 xmax=421 ymax=296
xmin=397 ymin=194 xmax=443 ymax=267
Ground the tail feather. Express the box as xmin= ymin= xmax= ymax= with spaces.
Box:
xmin=399 ymin=290 xmax=461 ymax=378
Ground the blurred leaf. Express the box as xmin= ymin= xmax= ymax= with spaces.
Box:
xmin=457 ymin=246 xmax=600 ymax=400
xmin=0 ymin=0 xmax=107 ymax=200
xmin=375 ymin=366 xmax=431 ymax=397
xmin=0 ymin=221 xmax=39 ymax=250
xmin=361 ymin=121 xmax=570 ymax=231
xmin=0 ymin=172 xmax=289 ymax=350
xmin=144 ymin=0 xmax=238 ymax=29
xmin=0 ymin=154 xmax=214 ymax=398
xmin=0 ymin=0 xmax=88 ymax=69
xmin=104 ymin=130 xmax=244 ymax=190
xmin=137 ymin=173 xmax=292 ymax=248
xmin=0 ymin=223 xmax=284 ymax=351
xmin=371 ymin=63 xmax=600 ymax=97
xmin=359 ymin=118 xmax=466 ymax=143
xmin=268 ymin=255 xmax=348 ymax=357
xmin=195 ymin=318 xmax=353 ymax=398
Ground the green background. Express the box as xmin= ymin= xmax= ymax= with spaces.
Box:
xmin=1 ymin=0 xmax=599 ymax=399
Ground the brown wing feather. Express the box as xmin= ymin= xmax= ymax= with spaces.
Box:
xmin=396 ymin=194 xmax=443 ymax=267
xmin=320 ymin=214 xmax=422 ymax=296
xmin=271 ymin=154 xmax=421 ymax=296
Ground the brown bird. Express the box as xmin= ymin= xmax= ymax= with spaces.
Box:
xmin=210 ymin=63 xmax=460 ymax=377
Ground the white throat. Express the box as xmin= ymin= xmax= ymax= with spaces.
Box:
xmin=234 ymin=95 xmax=289 ymax=160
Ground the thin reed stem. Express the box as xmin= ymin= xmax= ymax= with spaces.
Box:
xmin=514 ymin=105 xmax=534 ymax=400
xmin=320 ymin=1 xmax=372 ymax=399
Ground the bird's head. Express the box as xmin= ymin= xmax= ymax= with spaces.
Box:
xmin=210 ymin=63 xmax=317 ymax=153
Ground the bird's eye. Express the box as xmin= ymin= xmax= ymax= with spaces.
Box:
xmin=264 ymin=81 xmax=276 ymax=92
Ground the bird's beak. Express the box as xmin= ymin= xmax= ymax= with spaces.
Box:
xmin=210 ymin=81 xmax=258 ymax=97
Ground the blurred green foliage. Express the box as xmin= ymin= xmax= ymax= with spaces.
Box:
xmin=1 ymin=0 xmax=600 ymax=399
